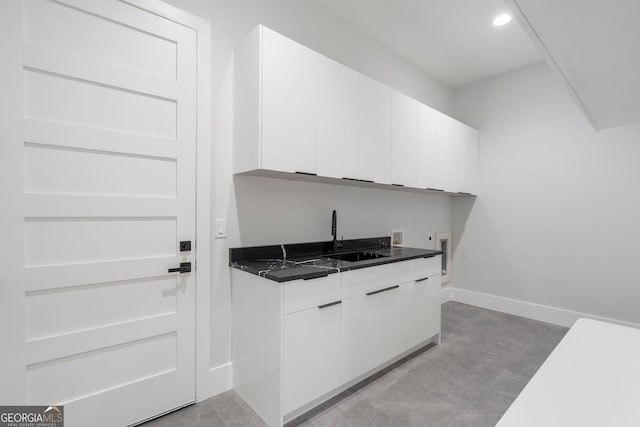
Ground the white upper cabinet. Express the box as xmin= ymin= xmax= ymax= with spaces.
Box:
xmin=434 ymin=112 xmax=454 ymax=192
xmin=390 ymin=91 xmax=418 ymax=187
xmin=261 ymin=27 xmax=317 ymax=174
xmin=316 ymin=56 xmax=359 ymax=179
xmin=234 ymin=26 xmax=317 ymax=175
xmin=353 ymin=75 xmax=391 ymax=184
xmin=451 ymin=122 xmax=479 ymax=195
xmin=437 ymin=113 xmax=479 ymax=195
xmin=417 ymin=103 xmax=437 ymax=190
xmin=234 ymin=25 xmax=478 ymax=195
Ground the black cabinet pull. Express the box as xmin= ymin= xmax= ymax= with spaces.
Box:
xmin=426 ymin=188 xmax=444 ymax=192
xmin=295 ymin=171 xmax=317 ymax=176
xmin=366 ymin=285 xmax=400 ymax=296
xmin=168 ymin=262 xmax=191 ymax=273
xmin=391 ymin=183 xmax=405 ymax=187
xmin=415 ymin=277 xmax=429 ymax=282
xmin=318 ymin=300 xmax=342 ymax=309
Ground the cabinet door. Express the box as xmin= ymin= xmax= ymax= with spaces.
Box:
xmin=261 ymin=27 xmax=317 ymax=174
xmin=390 ymin=91 xmax=418 ymax=187
xmin=353 ymin=75 xmax=391 ymax=184
xmin=434 ymin=112 xmax=453 ymax=191
xmin=340 ymin=286 xmax=404 ymax=383
xmin=316 ymin=56 xmax=359 ymax=179
xmin=450 ymin=123 xmax=478 ymax=195
xmin=283 ymin=303 xmax=341 ymax=414
xmin=401 ymin=275 xmax=441 ymax=350
xmin=417 ymin=103 xmax=437 ymax=189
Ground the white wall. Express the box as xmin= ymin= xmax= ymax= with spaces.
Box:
xmin=162 ymin=0 xmax=454 ymax=397
xmin=452 ymin=61 xmax=640 ymax=326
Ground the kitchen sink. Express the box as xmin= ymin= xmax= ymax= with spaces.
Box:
xmin=326 ymin=251 xmax=389 ymax=262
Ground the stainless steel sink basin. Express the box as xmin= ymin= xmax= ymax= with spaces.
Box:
xmin=326 ymin=251 xmax=389 ymax=262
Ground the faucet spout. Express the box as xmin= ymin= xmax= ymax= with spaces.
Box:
xmin=331 ymin=210 xmax=337 ymax=253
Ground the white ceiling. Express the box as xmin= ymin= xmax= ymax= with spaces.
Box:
xmin=314 ymin=0 xmax=543 ymax=88
xmin=509 ymin=0 xmax=640 ymax=130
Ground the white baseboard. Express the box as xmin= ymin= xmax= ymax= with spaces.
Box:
xmin=445 ymin=287 xmax=640 ymax=329
xmin=440 ymin=286 xmax=453 ymax=304
xmin=197 ymin=362 xmax=233 ymax=402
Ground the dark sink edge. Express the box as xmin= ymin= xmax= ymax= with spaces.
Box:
xmin=229 ymin=236 xmax=391 ymax=264
xmin=237 ymin=250 xmax=442 ymax=283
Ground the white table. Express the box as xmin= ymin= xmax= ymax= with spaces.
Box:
xmin=497 ymin=318 xmax=640 ymax=427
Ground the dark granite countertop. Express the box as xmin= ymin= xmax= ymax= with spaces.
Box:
xmin=229 ymin=237 xmax=441 ymax=282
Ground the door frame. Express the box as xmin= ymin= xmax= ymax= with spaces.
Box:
xmin=0 ymin=0 xmax=213 ymax=404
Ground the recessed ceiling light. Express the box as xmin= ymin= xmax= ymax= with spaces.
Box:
xmin=493 ymin=13 xmax=512 ymax=26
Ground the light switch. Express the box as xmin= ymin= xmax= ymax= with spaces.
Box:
xmin=214 ymin=219 xmax=226 ymax=239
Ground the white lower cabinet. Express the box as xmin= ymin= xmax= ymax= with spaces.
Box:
xmin=283 ymin=303 xmax=341 ymax=414
xmin=400 ymin=275 xmax=441 ymax=350
xmin=340 ymin=284 xmax=406 ymax=383
xmin=232 ymin=256 xmax=441 ymax=426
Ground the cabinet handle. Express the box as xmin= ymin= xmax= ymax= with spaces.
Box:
xmin=295 ymin=171 xmax=317 ymax=176
xmin=318 ymin=300 xmax=342 ymax=309
xmin=426 ymin=188 xmax=445 ymax=192
xmin=391 ymin=183 xmax=405 ymax=187
xmin=366 ymin=285 xmax=400 ymax=296
xmin=415 ymin=277 xmax=429 ymax=283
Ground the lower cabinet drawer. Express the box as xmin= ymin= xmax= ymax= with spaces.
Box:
xmin=414 ymin=255 xmax=441 ymax=280
xmin=283 ymin=303 xmax=341 ymax=414
xmin=283 ymin=273 xmax=341 ymax=314
xmin=341 ymin=261 xmax=413 ymax=299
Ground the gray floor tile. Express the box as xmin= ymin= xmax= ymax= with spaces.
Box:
xmin=144 ymin=302 xmax=569 ymax=427
xmin=489 ymin=368 xmax=531 ymax=398
xmin=194 ymin=409 xmax=227 ymax=427
xmin=210 ymin=390 xmax=260 ymax=425
xmin=332 ymin=400 xmax=405 ymax=427
xmin=296 ymin=392 xmax=364 ymax=427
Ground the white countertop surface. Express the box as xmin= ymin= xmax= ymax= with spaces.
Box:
xmin=497 ymin=318 xmax=640 ymax=427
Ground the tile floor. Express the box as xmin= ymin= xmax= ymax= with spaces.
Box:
xmin=141 ymin=302 xmax=568 ymax=427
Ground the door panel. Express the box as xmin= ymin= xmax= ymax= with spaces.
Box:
xmin=18 ymin=1 xmax=197 ymax=425
xmin=283 ymin=305 xmax=341 ymax=414
xmin=24 ymin=144 xmax=177 ymax=198
xmin=261 ymin=27 xmax=317 ymax=174
xmin=23 ymin=69 xmax=177 ymax=138
xmin=417 ymin=103 xmax=437 ymax=189
xmin=400 ymin=276 xmax=441 ymax=350
xmin=390 ymin=91 xmax=418 ymax=187
xmin=316 ymin=56 xmax=359 ymax=179
xmin=23 ymin=0 xmax=178 ymax=80
xmin=435 ymin=112 xmax=453 ymax=191
xmin=26 ymin=275 xmax=177 ymax=340
xmin=340 ymin=287 xmax=405 ymax=383
xmin=354 ymin=75 xmax=391 ymax=183
xmin=27 ymin=333 xmax=177 ymax=405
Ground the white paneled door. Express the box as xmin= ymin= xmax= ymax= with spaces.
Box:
xmin=4 ymin=1 xmax=198 ymax=425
